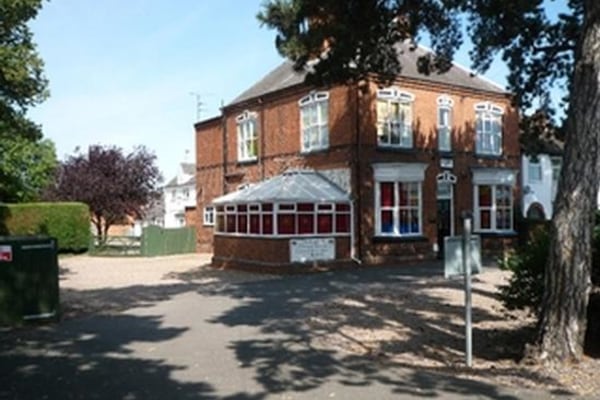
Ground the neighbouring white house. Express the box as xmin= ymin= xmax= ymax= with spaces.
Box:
xmin=163 ymin=162 xmax=196 ymax=228
xmin=522 ymin=153 xmax=562 ymax=220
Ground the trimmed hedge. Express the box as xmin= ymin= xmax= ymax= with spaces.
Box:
xmin=0 ymin=202 xmax=90 ymax=252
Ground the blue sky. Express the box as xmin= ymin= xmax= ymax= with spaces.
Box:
xmin=27 ymin=0 xmax=533 ymax=180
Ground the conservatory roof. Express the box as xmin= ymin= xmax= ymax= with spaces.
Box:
xmin=212 ymin=170 xmax=350 ymax=205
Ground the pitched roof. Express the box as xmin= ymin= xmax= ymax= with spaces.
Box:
xmin=181 ymin=162 xmax=195 ymax=175
xmin=212 ymin=170 xmax=350 ymax=205
xmin=230 ymin=42 xmax=506 ymax=105
xmin=164 ymin=176 xmax=195 ymax=188
xmin=164 ymin=162 xmax=196 ymax=188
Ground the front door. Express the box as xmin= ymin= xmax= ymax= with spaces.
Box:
xmin=437 ymin=181 xmax=454 ymax=258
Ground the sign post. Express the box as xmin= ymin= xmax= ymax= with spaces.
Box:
xmin=443 ymin=211 xmax=480 ymax=367
xmin=462 ymin=211 xmax=473 ymax=368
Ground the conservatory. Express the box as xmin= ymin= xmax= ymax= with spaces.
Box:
xmin=211 ymin=170 xmax=353 ymax=269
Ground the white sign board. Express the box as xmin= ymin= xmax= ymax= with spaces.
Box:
xmin=290 ymin=238 xmax=335 ymax=263
xmin=444 ymin=236 xmax=482 ymax=278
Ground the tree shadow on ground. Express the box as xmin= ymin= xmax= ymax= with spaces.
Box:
xmin=0 ymin=314 xmax=216 ymax=399
xmin=171 ymin=262 xmax=570 ymax=398
xmin=1 ymin=261 xmax=575 ymax=399
xmin=59 ymin=283 xmax=198 ymax=319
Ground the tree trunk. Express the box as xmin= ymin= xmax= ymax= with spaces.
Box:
xmin=537 ymin=1 xmax=600 ymax=362
xmin=93 ymin=219 xmax=103 ymax=244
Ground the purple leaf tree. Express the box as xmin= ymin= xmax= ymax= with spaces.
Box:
xmin=47 ymin=145 xmax=162 ymax=242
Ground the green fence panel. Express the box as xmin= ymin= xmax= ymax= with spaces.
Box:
xmin=0 ymin=236 xmax=59 ymax=326
xmin=141 ymin=226 xmax=196 ymax=257
xmin=89 ymin=236 xmax=142 ymax=257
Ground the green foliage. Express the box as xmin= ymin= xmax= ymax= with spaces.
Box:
xmin=0 ymin=0 xmax=48 ymax=140
xmin=500 ymin=218 xmax=600 ymax=311
xmin=258 ymin=0 xmax=580 ymax=114
xmin=0 ymin=136 xmax=57 ymax=202
xmin=0 ymin=202 xmax=90 ymax=252
xmin=45 ymin=145 xmax=162 ymax=243
xmin=499 ymin=226 xmax=549 ymax=311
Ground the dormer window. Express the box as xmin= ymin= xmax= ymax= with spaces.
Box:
xmin=437 ymin=95 xmax=454 ymax=152
xmin=236 ymin=111 xmax=258 ymax=162
xmin=475 ymin=102 xmax=503 ymax=156
xmin=377 ymin=87 xmax=414 ymax=148
xmin=299 ymin=91 xmax=329 ymax=153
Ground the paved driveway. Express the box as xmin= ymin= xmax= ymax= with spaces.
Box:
xmin=0 ymin=255 xmax=577 ymax=399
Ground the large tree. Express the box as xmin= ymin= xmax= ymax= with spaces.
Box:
xmin=0 ymin=0 xmax=48 ymax=140
xmin=0 ymin=135 xmax=57 ymax=202
xmin=46 ymin=145 xmax=162 ymax=242
xmin=258 ymin=0 xmax=593 ymax=363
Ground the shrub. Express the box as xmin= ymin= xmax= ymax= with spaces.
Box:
xmin=500 ymin=215 xmax=600 ymax=311
xmin=499 ymin=225 xmax=549 ymax=311
xmin=0 ymin=202 xmax=90 ymax=252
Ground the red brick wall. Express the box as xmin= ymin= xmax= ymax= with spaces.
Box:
xmin=184 ymin=206 xmax=197 ymax=228
xmin=196 ymin=77 xmax=520 ymax=264
xmin=196 ymin=118 xmax=223 ymax=253
xmin=353 ymin=79 xmax=519 ymax=264
xmin=212 ymin=235 xmax=351 ymax=270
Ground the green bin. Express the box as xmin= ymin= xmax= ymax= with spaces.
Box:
xmin=0 ymin=236 xmax=59 ymax=325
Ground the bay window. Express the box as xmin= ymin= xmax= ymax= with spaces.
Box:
xmin=373 ymin=163 xmax=427 ymax=237
xmin=474 ymin=184 xmax=513 ymax=232
xmin=472 ymin=168 xmax=515 ymax=233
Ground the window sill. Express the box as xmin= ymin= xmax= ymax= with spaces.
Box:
xmin=376 ymin=146 xmax=415 ymax=153
xmin=474 ymin=230 xmax=517 ymax=237
xmin=372 ymin=235 xmax=428 ymax=243
xmin=236 ymin=158 xmax=258 ymax=166
xmin=475 ymin=153 xmax=503 ymax=160
xmin=300 ymin=147 xmax=330 ymax=155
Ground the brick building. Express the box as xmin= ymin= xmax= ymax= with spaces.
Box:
xmin=195 ymin=43 xmax=520 ymax=268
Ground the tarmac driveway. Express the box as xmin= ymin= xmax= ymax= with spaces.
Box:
xmin=0 ymin=255 xmax=576 ymax=399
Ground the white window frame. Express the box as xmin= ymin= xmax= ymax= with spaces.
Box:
xmin=236 ymin=110 xmax=258 ymax=162
xmin=375 ymin=181 xmax=423 ymax=237
xmin=475 ymin=102 xmax=504 ymax=156
xmin=203 ymin=206 xmax=215 ymax=226
xmin=373 ymin=163 xmax=427 ymax=238
xmin=474 ymin=184 xmax=514 ymax=232
xmin=437 ymin=95 xmax=454 ymax=152
xmin=377 ymin=87 xmax=414 ymax=149
xmin=299 ymin=91 xmax=329 ymax=153
xmin=527 ymin=159 xmax=542 ymax=183
xmin=214 ymin=201 xmax=352 ymax=237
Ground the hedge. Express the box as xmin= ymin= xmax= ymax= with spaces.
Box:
xmin=0 ymin=202 xmax=90 ymax=252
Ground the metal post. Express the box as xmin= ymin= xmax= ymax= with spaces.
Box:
xmin=462 ymin=213 xmax=473 ymax=368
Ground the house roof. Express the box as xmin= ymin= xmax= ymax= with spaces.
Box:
xmin=212 ymin=170 xmax=350 ymax=205
xmin=164 ymin=162 xmax=196 ymax=188
xmin=230 ymin=42 xmax=506 ymax=106
xmin=164 ymin=176 xmax=195 ymax=188
xmin=181 ymin=162 xmax=195 ymax=175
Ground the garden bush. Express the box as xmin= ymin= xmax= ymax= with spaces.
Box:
xmin=499 ymin=225 xmax=549 ymax=311
xmin=500 ymin=215 xmax=600 ymax=311
xmin=0 ymin=202 xmax=90 ymax=252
